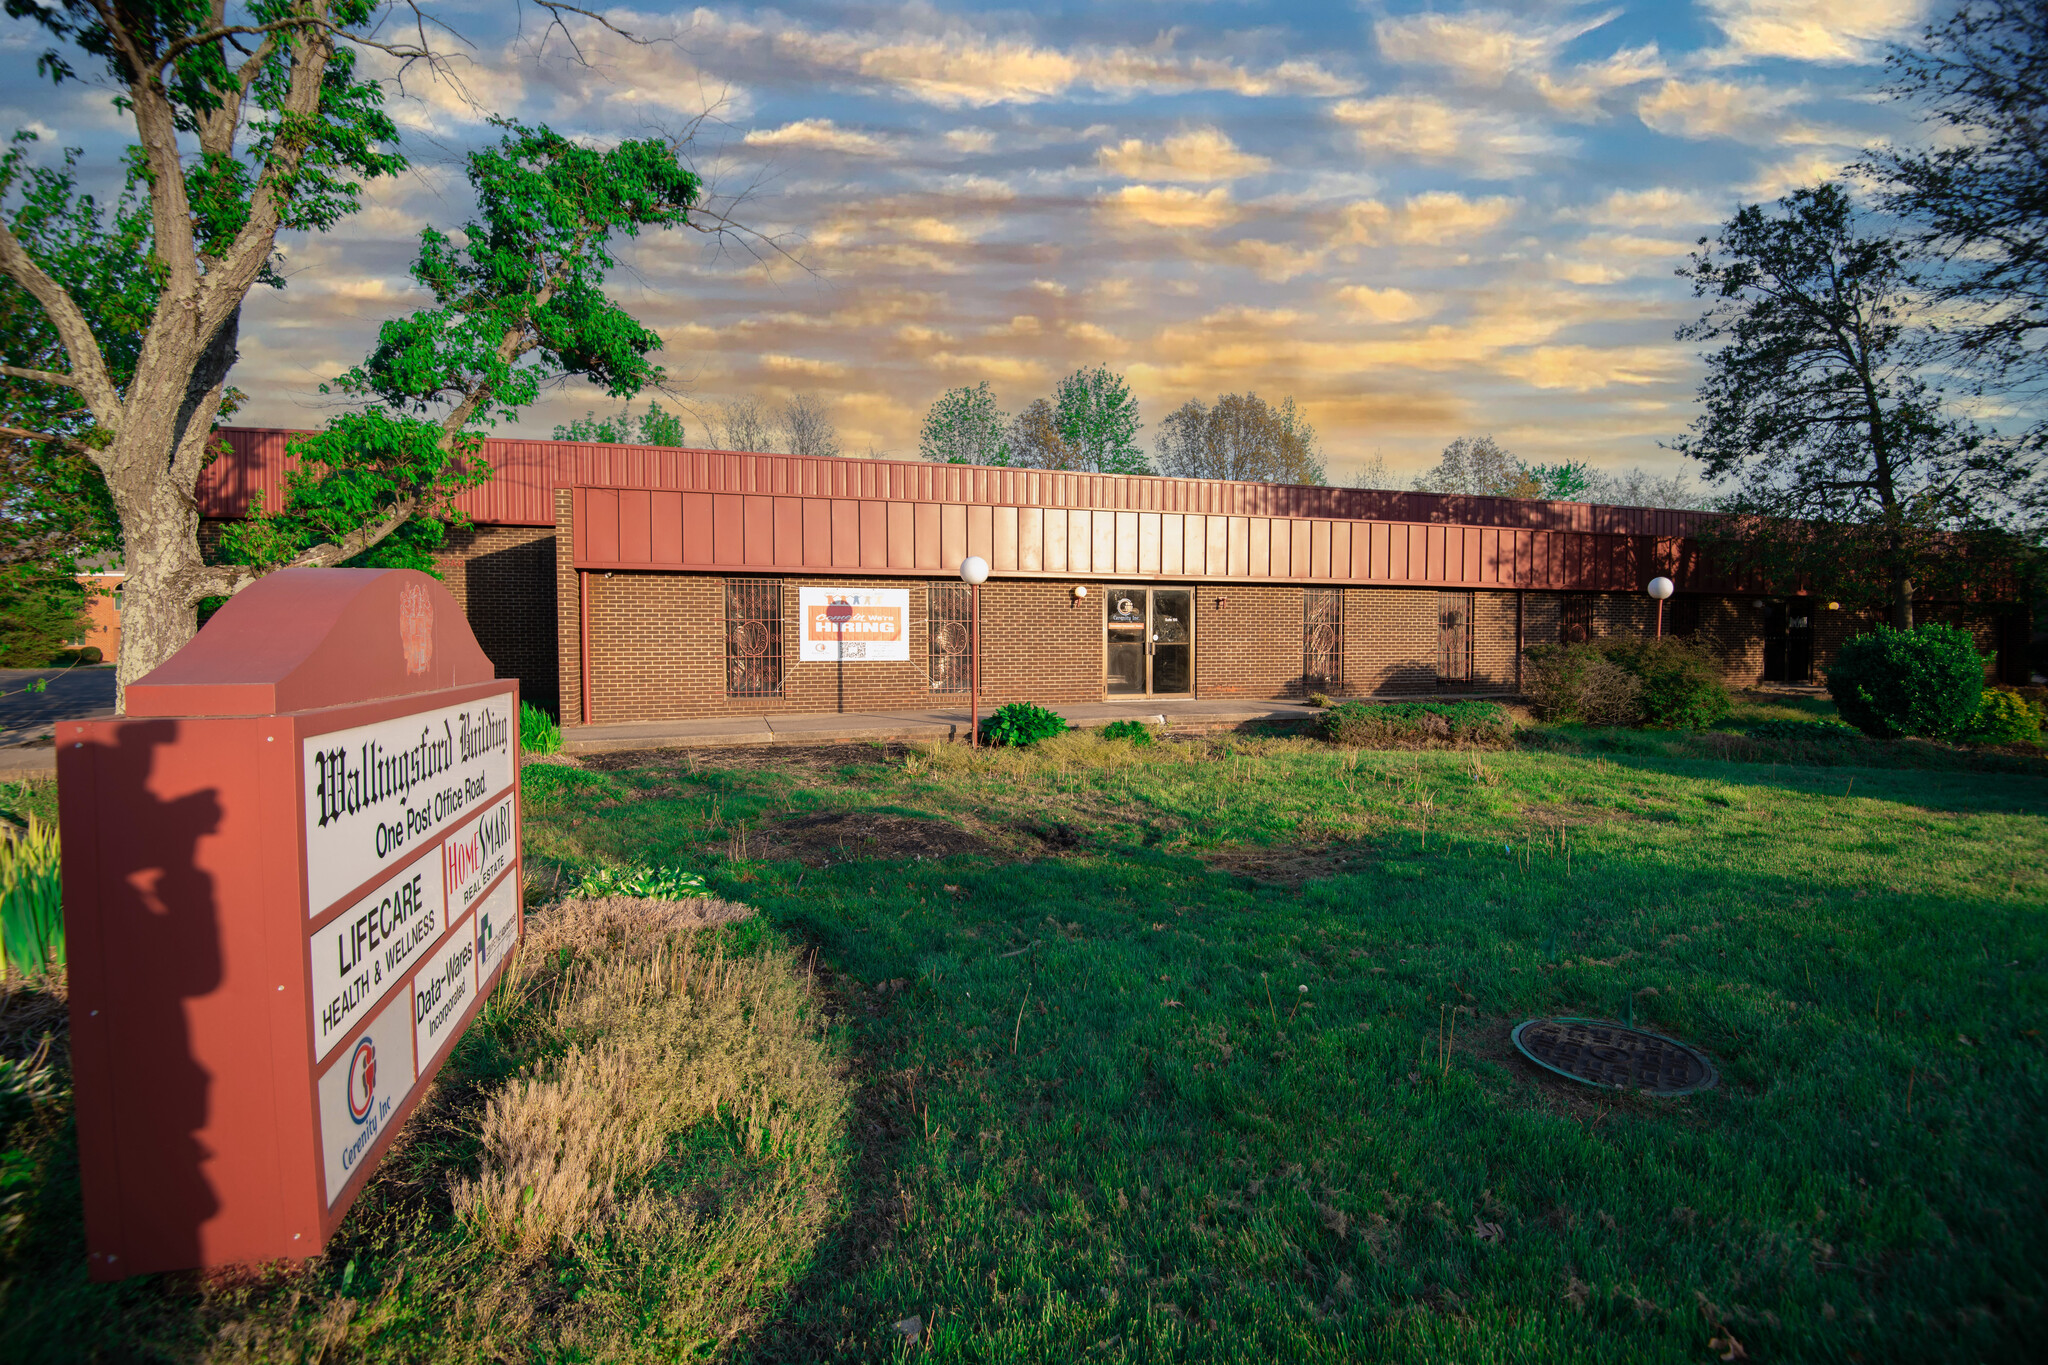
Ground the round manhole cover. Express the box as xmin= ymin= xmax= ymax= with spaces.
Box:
xmin=1510 ymin=1017 xmax=1718 ymax=1096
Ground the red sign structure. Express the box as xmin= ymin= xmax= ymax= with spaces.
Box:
xmin=58 ymin=568 xmax=522 ymax=1279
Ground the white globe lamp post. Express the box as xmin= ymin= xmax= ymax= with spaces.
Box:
xmin=1646 ymin=576 xmax=1675 ymax=638
xmin=959 ymin=556 xmax=989 ymax=746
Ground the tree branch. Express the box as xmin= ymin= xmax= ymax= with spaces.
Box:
xmin=0 ymin=364 xmax=82 ymax=389
xmin=202 ymin=495 xmax=424 ymax=600
xmin=0 ymin=220 xmax=122 ymax=422
xmin=0 ymin=423 xmax=95 ymax=453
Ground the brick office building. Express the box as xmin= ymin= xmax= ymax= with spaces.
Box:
xmin=201 ymin=429 xmax=2031 ymax=725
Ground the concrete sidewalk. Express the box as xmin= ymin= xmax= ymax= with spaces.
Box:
xmin=562 ymin=696 xmax=1328 ymax=754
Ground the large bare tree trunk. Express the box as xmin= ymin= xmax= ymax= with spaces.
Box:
xmin=1892 ymin=571 xmax=1916 ymax=630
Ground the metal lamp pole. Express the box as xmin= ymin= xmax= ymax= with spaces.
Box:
xmin=1646 ymin=576 xmax=1674 ymax=638
xmin=960 ymin=556 xmax=989 ymax=746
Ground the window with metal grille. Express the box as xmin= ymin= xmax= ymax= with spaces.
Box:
xmin=1438 ymin=590 xmax=1476 ymax=683
xmin=1304 ymin=588 xmax=1342 ymax=691
xmin=1559 ymin=593 xmax=1594 ymax=644
xmin=929 ymin=585 xmax=972 ymax=692
xmin=724 ymin=580 xmax=783 ymax=697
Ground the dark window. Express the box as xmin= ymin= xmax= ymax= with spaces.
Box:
xmin=1304 ymin=588 xmax=1342 ymax=691
xmin=929 ymin=585 xmax=972 ymax=692
xmin=1669 ymin=595 xmax=1701 ymax=638
xmin=724 ymin=580 xmax=783 ymax=697
xmin=1559 ymin=593 xmax=1594 ymax=644
xmin=1996 ymin=610 xmax=2032 ymax=685
xmin=1438 ymin=591 xmax=1476 ymax=684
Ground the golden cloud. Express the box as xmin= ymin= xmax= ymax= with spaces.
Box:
xmin=1334 ymin=286 xmax=1435 ymax=323
xmin=1496 ymin=345 xmax=1686 ymax=391
xmin=1699 ymin=0 xmax=1927 ymax=65
xmin=1099 ymin=184 xmax=1240 ymax=230
xmin=1636 ymin=78 xmax=1807 ymax=142
xmin=1336 ymin=192 xmax=1520 ymax=247
xmin=1332 ymin=95 xmax=1574 ymax=174
xmin=1096 ymin=127 xmax=1272 ymax=182
xmin=742 ymin=118 xmax=892 ymax=155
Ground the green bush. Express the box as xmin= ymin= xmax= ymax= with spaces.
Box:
xmin=1826 ymin=624 xmax=1986 ymax=739
xmin=981 ymin=701 xmax=1071 ymax=747
xmin=1099 ymin=718 xmax=1154 ymax=745
xmin=0 ymin=815 xmax=63 ymax=977
xmin=1595 ymin=636 xmax=1733 ymax=729
xmin=1318 ymin=700 xmax=1513 ymax=748
xmin=1963 ymin=687 xmax=2043 ymax=746
xmin=520 ymin=701 xmax=563 ymax=755
xmin=573 ymin=861 xmax=710 ymax=900
xmin=1522 ymin=644 xmax=1642 ymax=726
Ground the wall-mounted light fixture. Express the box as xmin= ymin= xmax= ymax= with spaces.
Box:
xmin=1213 ymin=595 xmax=1226 ymax=611
xmin=1072 ymin=584 xmax=1089 ymax=599
xmin=1752 ymin=599 xmax=1767 ymax=609
xmin=1826 ymin=601 xmax=1841 ymax=610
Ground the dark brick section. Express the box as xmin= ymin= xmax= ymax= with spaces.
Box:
xmin=433 ymin=524 xmax=559 ymax=711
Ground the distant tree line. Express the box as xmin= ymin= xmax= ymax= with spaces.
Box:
xmin=919 ymin=368 xmax=1326 ymax=483
xmin=553 ymin=392 xmax=842 ymax=458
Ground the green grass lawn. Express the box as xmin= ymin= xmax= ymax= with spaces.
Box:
xmin=2 ymin=711 xmax=2045 ymax=1362
xmin=517 ymin=718 xmax=2048 ymax=1363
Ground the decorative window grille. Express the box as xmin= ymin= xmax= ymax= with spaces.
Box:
xmin=1303 ymin=588 xmax=1342 ymax=691
xmin=1559 ymin=593 xmax=1595 ymax=644
xmin=1438 ymin=590 xmax=1476 ymax=684
xmin=724 ymin=580 xmax=783 ymax=697
xmin=929 ymin=585 xmax=972 ymax=692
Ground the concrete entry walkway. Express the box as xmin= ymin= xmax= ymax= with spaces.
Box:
xmin=561 ymin=695 xmax=1513 ymax=755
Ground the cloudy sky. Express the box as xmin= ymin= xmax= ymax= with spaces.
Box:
xmin=2 ymin=1 xmax=1941 ymax=483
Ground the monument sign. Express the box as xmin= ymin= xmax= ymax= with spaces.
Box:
xmin=58 ymin=568 xmax=522 ymax=1278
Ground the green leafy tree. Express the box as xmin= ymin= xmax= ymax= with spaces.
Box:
xmin=1153 ymin=392 xmax=1325 ymax=484
xmin=920 ymin=382 xmax=1010 ymax=465
xmin=553 ymin=401 xmax=690 ymax=446
xmin=0 ymin=1 xmax=669 ymax=706
xmin=1864 ymin=0 xmax=2048 ymax=400
xmin=1527 ymin=461 xmax=1594 ymax=500
xmin=1673 ymin=184 xmax=2037 ymax=628
xmin=0 ymin=137 xmax=135 ymax=661
xmin=222 ymin=122 xmax=703 ymax=577
xmin=1051 ymin=365 xmax=1147 ymax=474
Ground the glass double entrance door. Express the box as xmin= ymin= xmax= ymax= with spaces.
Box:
xmin=1106 ymin=587 xmax=1193 ymax=696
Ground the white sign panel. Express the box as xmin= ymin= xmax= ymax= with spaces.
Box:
xmin=412 ymin=915 xmax=477 ymax=1070
xmin=308 ymin=855 xmax=448 ymax=1061
xmin=302 ymin=692 xmax=514 ymax=916
xmin=318 ymin=991 xmax=417 ymax=1205
xmin=799 ymin=588 xmax=910 ymax=662
xmin=474 ymin=873 xmax=521 ymax=983
xmin=443 ymin=789 xmax=517 ymax=920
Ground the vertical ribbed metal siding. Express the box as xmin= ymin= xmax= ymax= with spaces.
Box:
xmin=199 ymin=426 xmax=1720 ymax=538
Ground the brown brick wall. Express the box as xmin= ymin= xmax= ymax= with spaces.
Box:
xmin=433 ymin=524 xmax=558 ymax=710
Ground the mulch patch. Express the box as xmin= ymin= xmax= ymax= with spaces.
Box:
xmin=756 ymin=809 xmax=1003 ymax=867
xmin=1197 ymin=838 xmax=1380 ymax=887
xmin=580 ymin=742 xmax=913 ymax=776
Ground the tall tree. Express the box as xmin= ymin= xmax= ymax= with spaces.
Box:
xmin=0 ymin=135 xmax=143 ymax=595
xmin=777 ymin=391 xmax=839 ymax=459
xmin=1051 ymin=365 xmax=1147 ymax=474
xmin=1411 ymin=436 xmax=1540 ymax=497
xmin=1673 ymin=184 xmax=2036 ymax=627
xmin=219 ymin=123 xmax=703 ymax=581
xmin=1153 ymin=392 xmax=1324 ymax=484
xmin=709 ymin=395 xmax=777 ymax=453
xmin=920 ymin=382 xmax=1009 ymax=465
xmin=0 ymin=1 xmax=680 ymax=704
xmin=1864 ymin=0 xmax=2048 ymax=399
xmin=1007 ymin=397 xmax=1075 ymax=470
